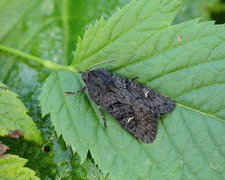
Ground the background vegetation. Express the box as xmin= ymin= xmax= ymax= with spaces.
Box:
xmin=0 ymin=0 xmax=225 ymax=179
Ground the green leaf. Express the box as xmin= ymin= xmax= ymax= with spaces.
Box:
xmin=0 ymin=82 xmax=43 ymax=144
xmin=0 ymin=154 xmax=40 ymax=180
xmin=72 ymin=0 xmax=184 ymax=70
xmin=40 ymin=0 xmax=225 ymax=179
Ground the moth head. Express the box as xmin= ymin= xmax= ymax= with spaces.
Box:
xmin=82 ymin=68 xmax=104 ymax=79
xmin=81 ymin=70 xmax=90 ymax=83
xmin=82 ymin=68 xmax=111 ymax=87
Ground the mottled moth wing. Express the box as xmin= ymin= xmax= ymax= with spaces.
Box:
xmin=82 ymin=68 xmax=175 ymax=143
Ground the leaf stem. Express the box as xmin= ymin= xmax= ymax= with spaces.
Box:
xmin=0 ymin=44 xmax=75 ymax=71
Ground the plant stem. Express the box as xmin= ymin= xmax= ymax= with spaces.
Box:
xmin=0 ymin=44 xmax=75 ymax=71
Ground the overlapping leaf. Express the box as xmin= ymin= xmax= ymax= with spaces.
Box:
xmin=0 ymin=154 xmax=40 ymax=180
xmin=0 ymin=82 xmax=42 ymax=144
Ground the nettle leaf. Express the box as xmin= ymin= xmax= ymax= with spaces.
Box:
xmin=40 ymin=0 xmax=225 ymax=179
xmin=0 ymin=82 xmax=42 ymax=144
xmin=0 ymin=154 xmax=40 ymax=180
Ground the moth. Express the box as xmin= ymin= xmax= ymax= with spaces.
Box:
xmin=65 ymin=58 xmax=175 ymax=143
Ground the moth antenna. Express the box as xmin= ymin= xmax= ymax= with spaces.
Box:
xmin=87 ymin=54 xmax=135 ymax=71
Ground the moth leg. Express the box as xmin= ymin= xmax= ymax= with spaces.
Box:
xmin=98 ymin=105 xmax=107 ymax=129
xmin=131 ymin=77 xmax=139 ymax=81
xmin=65 ymin=86 xmax=86 ymax=95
